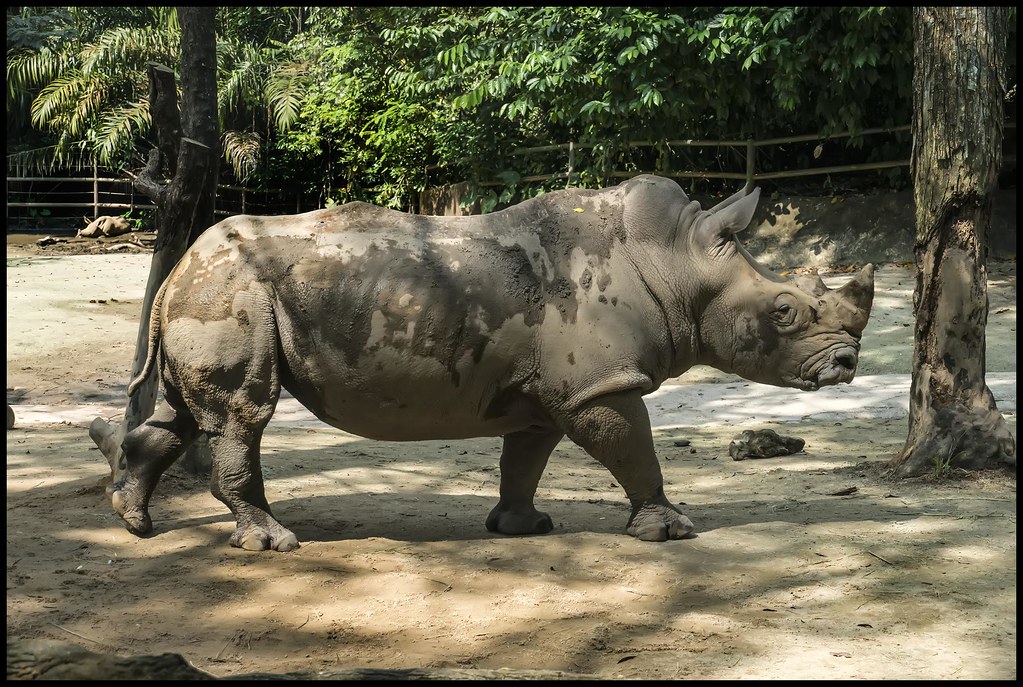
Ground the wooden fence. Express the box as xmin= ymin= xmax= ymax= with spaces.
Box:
xmin=422 ymin=120 xmax=1016 ymax=213
xmin=5 ymin=162 xmax=318 ymax=231
xmin=482 ymin=127 xmax=913 ymax=189
xmin=7 ymin=121 xmax=1015 ymax=227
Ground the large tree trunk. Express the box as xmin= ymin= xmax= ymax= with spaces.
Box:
xmin=894 ymin=7 xmax=1015 ymax=477
xmin=91 ymin=7 xmax=219 ymax=483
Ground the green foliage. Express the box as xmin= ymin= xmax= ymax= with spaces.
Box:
xmin=120 ymin=207 xmax=150 ymax=230
xmin=377 ymin=6 xmax=919 ymax=201
xmin=6 ymin=7 xmax=178 ymax=172
xmin=5 ymin=8 xmax=76 ymax=52
xmin=6 ymin=7 xmax=1015 ymax=208
xmin=5 ymin=6 xmax=310 ymax=179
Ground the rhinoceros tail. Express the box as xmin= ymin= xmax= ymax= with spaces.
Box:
xmin=127 ymin=278 xmax=170 ymax=397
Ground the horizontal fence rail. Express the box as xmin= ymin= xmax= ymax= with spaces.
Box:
xmin=6 ymin=171 xmax=318 ymax=230
xmin=428 ymin=121 xmax=1015 ymax=191
xmin=8 ymin=121 xmax=1016 ymax=226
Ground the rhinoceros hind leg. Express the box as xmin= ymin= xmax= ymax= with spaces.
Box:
xmin=112 ymin=395 xmax=201 ymax=536
xmin=485 ymin=429 xmax=562 ymax=535
xmin=207 ymin=429 xmax=298 ymax=552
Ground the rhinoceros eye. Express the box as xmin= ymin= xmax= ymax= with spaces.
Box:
xmin=772 ymin=303 xmax=797 ymax=326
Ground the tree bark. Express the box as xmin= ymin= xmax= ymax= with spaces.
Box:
xmin=147 ymin=62 xmax=181 ymax=179
xmin=894 ymin=7 xmax=1015 ymax=477
xmin=91 ymin=6 xmax=219 ymax=483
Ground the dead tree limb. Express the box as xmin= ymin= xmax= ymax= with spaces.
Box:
xmin=90 ymin=7 xmax=219 ymax=482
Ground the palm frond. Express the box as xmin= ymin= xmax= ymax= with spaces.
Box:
xmin=219 ymin=41 xmax=269 ymax=114
xmin=219 ymin=59 xmax=255 ymax=113
xmin=265 ymin=62 xmax=310 ymax=131
xmin=6 ymin=48 xmax=75 ymax=101
xmin=95 ymin=100 xmax=151 ymax=167
xmin=80 ymin=26 xmax=179 ymax=76
xmin=221 ymin=129 xmax=262 ymax=182
xmin=6 ymin=145 xmax=60 ymax=177
xmin=150 ymin=6 xmax=179 ymax=33
xmin=52 ymin=139 xmax=93 ymax=172
xmin=73 ymin=75 xmax=108 ymax=129
xmin=30 ymin=72 xmax=86 ymax=129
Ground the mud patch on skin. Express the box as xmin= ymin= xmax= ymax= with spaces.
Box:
xmin=580 ymin=268 xmax=593 ymax=290
xmin=243 ymin=236 xmax=546 ymax=385
xmin=165 ymin=251 xmax=259 ymax=324
xmin=164 ymin=317 xmax=250 ymax=371
xmin=547 ymin=277 xmax=578 ymax=323
xmin=158 ymin=180 xmax=650 ymax=418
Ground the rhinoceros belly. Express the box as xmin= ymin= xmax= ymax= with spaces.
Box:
xmin=280 ymin=346 xmax=549 ymax=441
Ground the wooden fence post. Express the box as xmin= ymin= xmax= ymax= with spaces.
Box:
xmin=92 ymin=159 xmax=99 ymax=218
xmin=745 ymin=140 xmax=756 ymax=192
xmin=566 ymin=142 xmax=575 ymax=188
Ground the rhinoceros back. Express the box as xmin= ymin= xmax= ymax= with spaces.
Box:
xmin=162 ymin=194 xmax=623 ymax=440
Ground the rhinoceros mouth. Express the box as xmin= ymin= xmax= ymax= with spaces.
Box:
xmin=800 ymin=343 xmax=860 ymax=390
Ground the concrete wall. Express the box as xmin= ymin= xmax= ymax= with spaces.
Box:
xmin=421 ymin=183 xmax=1016 ymax=269
xmin=740 ymin=189 xmax=1016 ymax=270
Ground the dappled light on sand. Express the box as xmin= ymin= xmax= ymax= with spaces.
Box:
xmin=6 ymin=251 xmax=1015 ymax=679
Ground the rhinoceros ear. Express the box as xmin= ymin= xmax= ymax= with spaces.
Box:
xmin=709 ymin=185 xmax=751 ymax=213
xmin=694 ymin=187 xmax=761 ymax=257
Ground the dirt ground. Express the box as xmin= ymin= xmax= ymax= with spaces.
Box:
xmin=6 ymin=233 xmax=1017 ymax=680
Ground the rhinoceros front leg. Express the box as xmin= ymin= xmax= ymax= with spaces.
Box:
xmin=207 ymin=427 xmax=299 ymax=552
xmin=485 ymin=429 xmax=564 ymax=535
xmin=561 ymin=391 xmax=695 ymax=541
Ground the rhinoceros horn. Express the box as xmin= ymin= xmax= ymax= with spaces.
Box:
xmin=835 ymin=264 xmax=875 ymax=331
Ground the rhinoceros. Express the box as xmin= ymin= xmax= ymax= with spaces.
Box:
xmin=110 ymin=175 xmax=873 ymax=551
xmin=78 ymin=215 xmax=133 ymax=238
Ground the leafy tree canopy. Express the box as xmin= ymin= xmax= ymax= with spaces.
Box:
xmin=6 ymin=6 xmax=1014 ymax=209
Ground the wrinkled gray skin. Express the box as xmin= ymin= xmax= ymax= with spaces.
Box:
xmin=110 ymin=175 xmax=874 ymax=551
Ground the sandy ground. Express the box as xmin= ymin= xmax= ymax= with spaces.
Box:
xmin=6 ymin=235 xmax=1017 ymax=680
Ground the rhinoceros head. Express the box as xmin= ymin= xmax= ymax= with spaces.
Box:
xmin=687 ymin=187 xmax=874 ymax=391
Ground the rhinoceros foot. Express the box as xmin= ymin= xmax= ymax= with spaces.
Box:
xmin=110 ymin=482 xmax=153 ymax=536
xmin=229 ymin=524 xmax=299 ymax=552
xmin=627 ymin=498 xmax=695 ymax=542
xmin=484 ymin=503 xmax=554 ymax=536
